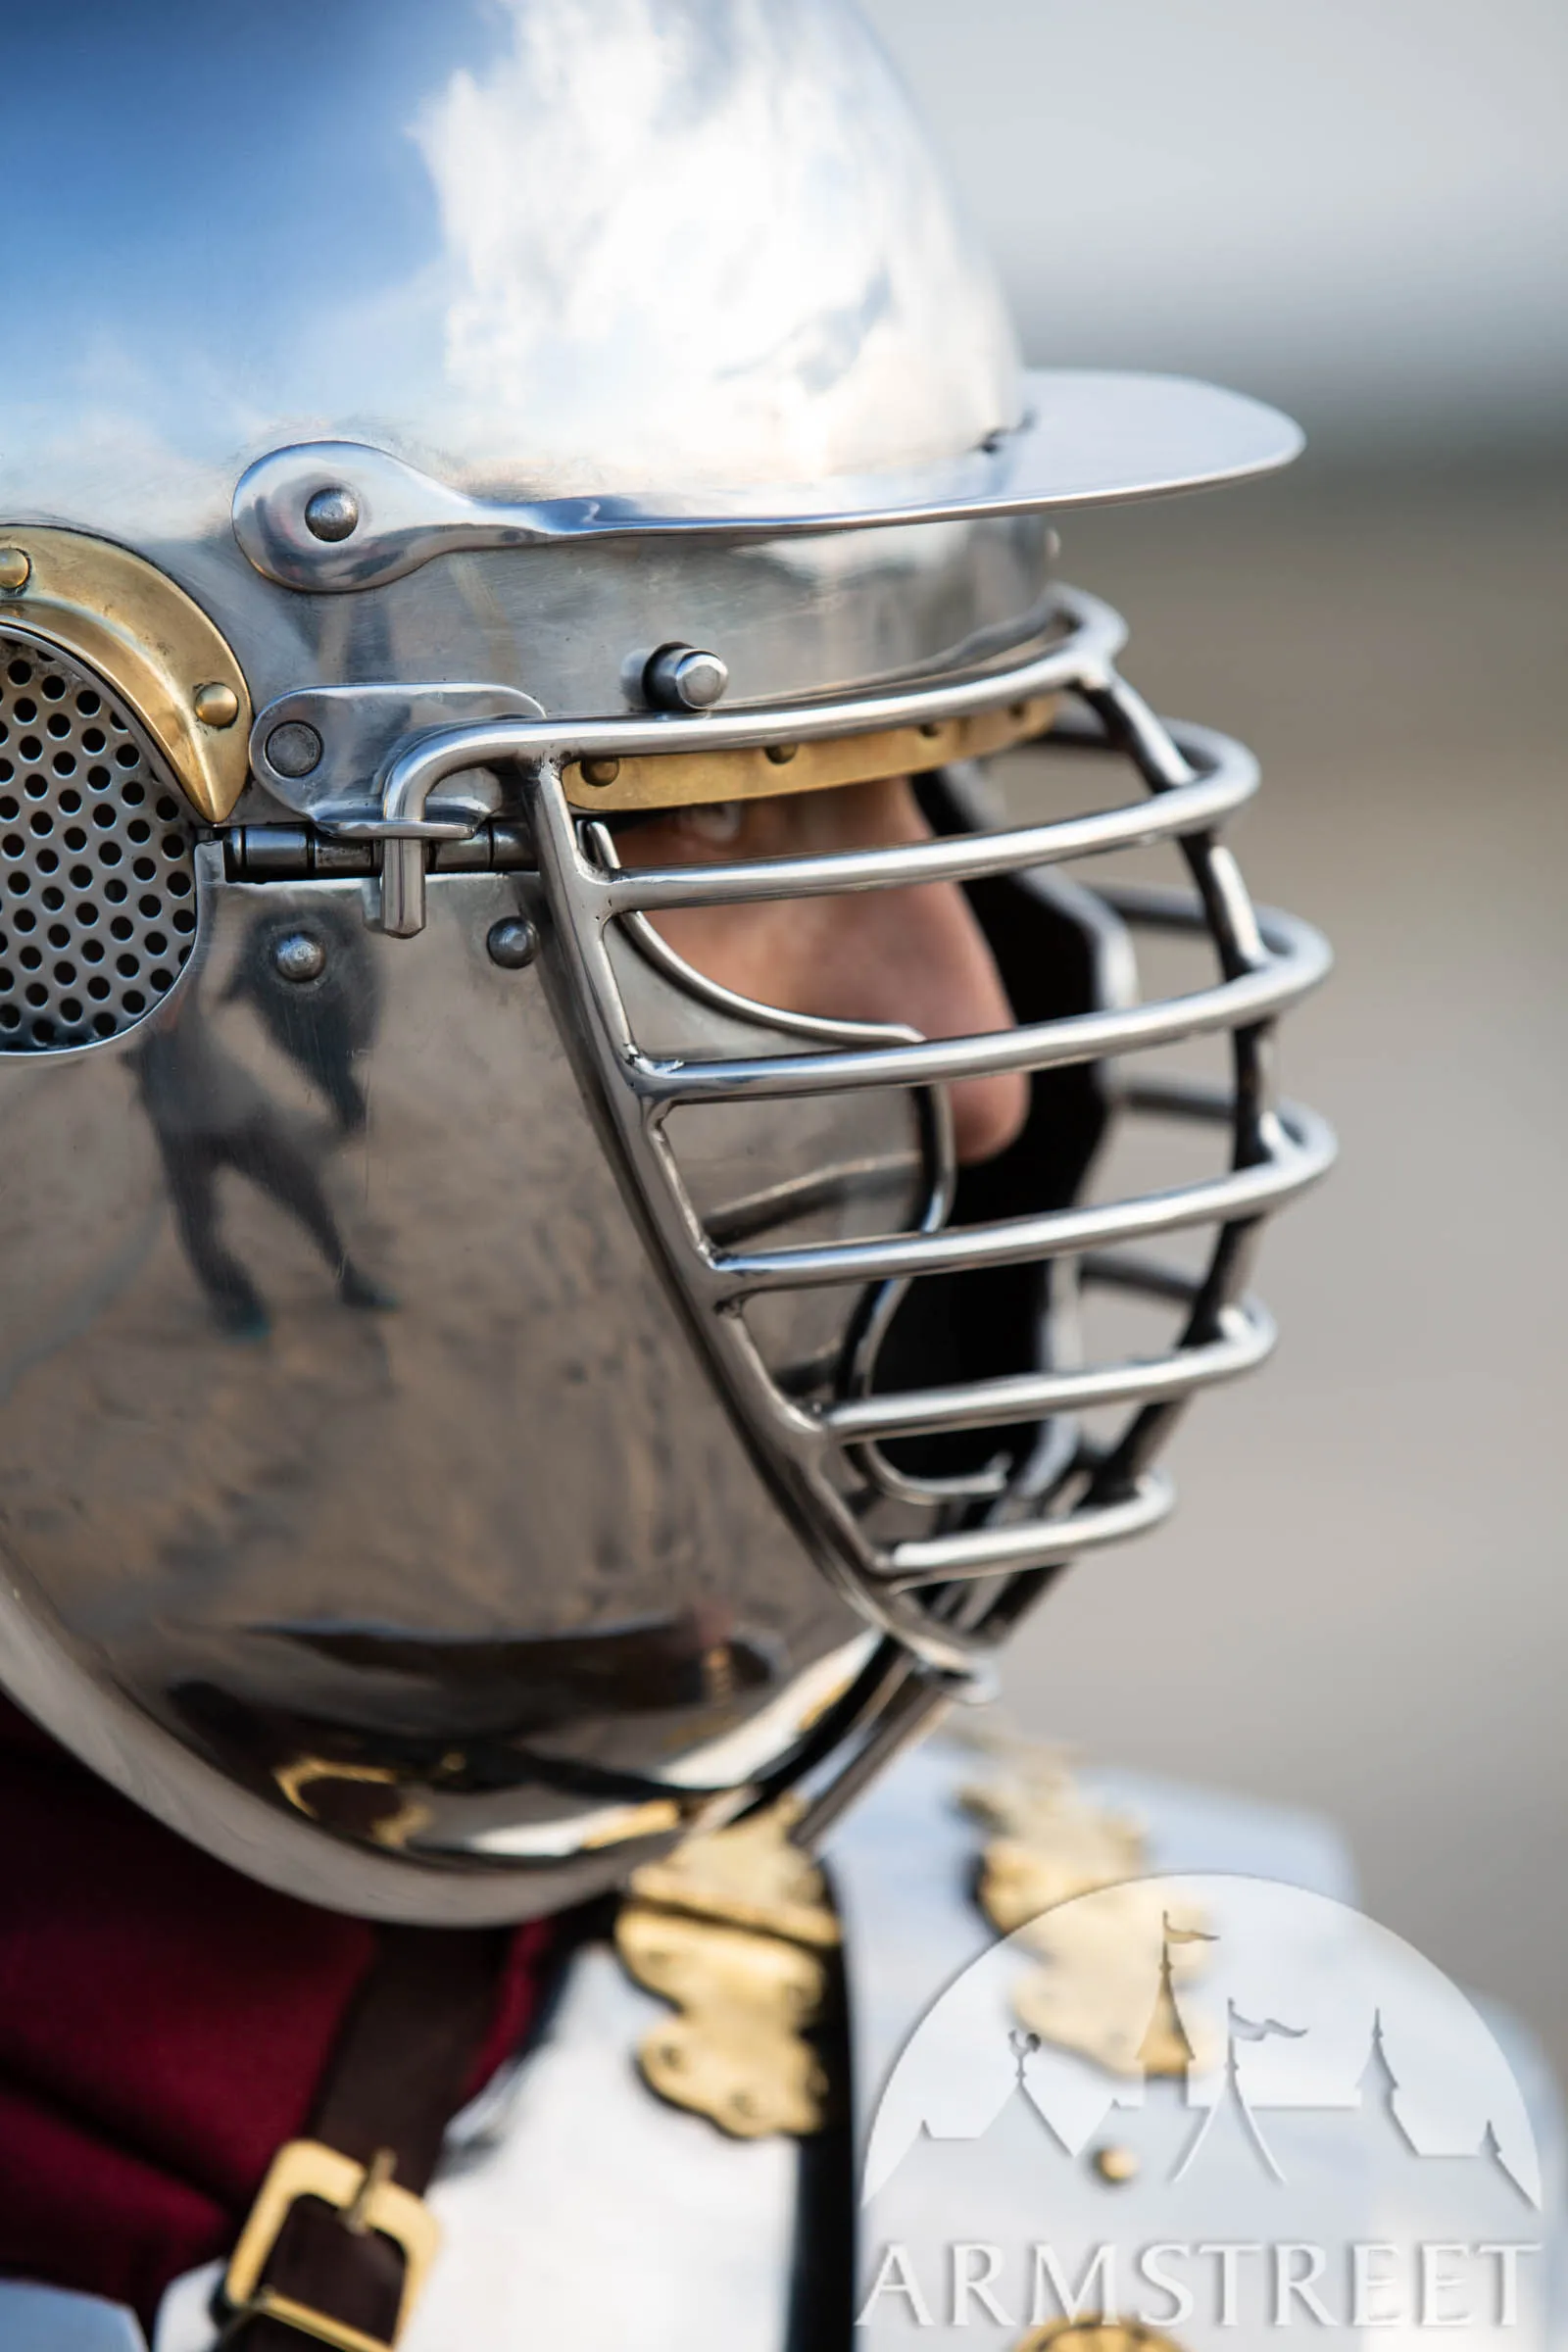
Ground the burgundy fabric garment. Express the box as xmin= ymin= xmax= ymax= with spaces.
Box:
xmin=0 ymin=1698 xmax=550 ymax=2329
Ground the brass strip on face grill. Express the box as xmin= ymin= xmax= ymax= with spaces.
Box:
xmin=563 ymin=692 xmax=1058 ymax=811
xmin=0 ymin=528 xmax=251 ymax=823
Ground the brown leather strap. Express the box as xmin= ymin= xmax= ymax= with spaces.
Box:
xmin=229 ymin=1925 xmax=513 ymax=2350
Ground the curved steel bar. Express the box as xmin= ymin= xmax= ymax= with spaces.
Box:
xmin=371 ymin=585 xmax=1124 ymax=831
xmin=370 ymin=583 xmax=1126 ymax=936
xmin=641 ymin=906 xmax=1331 ymax=1110
xmin=882 ymin=1472 xmax=1175 ymax=1590
xmin=821 ymin=1298 xmax=1275 ymax=1443
xmin=598 ymin=722 xmax=1254 ymax=915
xmin=1075 ymin=681 xmax=1280 ymax=1523
xmin=1085 ymin=672 xmax=1198 ymax=797
xmin=709 ymin=1098 xmax=1334 ymax=1296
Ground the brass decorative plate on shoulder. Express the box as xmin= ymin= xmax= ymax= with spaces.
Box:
xmin=615 ymin=1795 xmax=841 ymax=2139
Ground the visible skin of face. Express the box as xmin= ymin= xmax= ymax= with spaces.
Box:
xmin=617 ymin=774 xmax=1029 ymax=1165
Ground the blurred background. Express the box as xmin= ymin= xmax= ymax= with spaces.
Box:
xmin=864 ymin=0 xmax=1567 ymax=2079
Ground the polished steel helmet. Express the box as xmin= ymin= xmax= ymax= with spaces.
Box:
xmin=0 ymin=0 xmax=1331 ymax=1920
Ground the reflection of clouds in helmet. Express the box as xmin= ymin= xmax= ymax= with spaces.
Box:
xmin=0 ymin=411 xmax=230 ymax=547
xmin=413 ymin=0 xmax=1020 ymax=491
xmin=0 ymin=0 xmax=1018 ymax=536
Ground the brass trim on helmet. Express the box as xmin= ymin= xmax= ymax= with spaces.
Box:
xmin=562 ymin=691 xmax=1058 ymax=811
xmin=0 ymin=527 xmax=251 ymax=822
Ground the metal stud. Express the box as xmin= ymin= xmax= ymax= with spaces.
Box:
xmin=644 ymin=644 xmax=729 ymax=712
xmin=271 ymin=930 xmax=328 ymax=985
xmin=193 ymin=681 xmax=240 ymax=730
xmin=578 ymin=758 xmax=621 ymax=789
xmin=304 ymin=486 xmax=361 ymax=544
xmin=764 ymin=742 xmax=799 ymax=765
xmin=1091 ymin=2143 xmax=1140 ymax=2185
xmin=266 ymin=721 xmax=324 ymax=779
xmin=0 ymin=549 xmax=31 ymax=593
xmin=486 ymin=916 xmax=539 ymax=970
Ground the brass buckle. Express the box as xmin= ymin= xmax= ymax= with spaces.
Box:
xmin=222 ymin=2138 xmax=441 ymax=2352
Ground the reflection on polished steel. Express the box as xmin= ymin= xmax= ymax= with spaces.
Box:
xmin=231 ymin=375 xmax=1300 ymax=593
xmin=0 ymin=0 xmax=1038 ymax=726
xmin=0 ymin=863 xmax=897 ymax=1917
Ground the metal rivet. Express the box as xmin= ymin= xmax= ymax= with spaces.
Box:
xmin=193 ymin=681 xmax=240 ymax=730
xmin=304 ymin=486 xmax=361 ymax=544
xmin=918 ymin=720 xmax=944 ymax=739
xmin=266 ymin=721 xmax=324 ymax=779
xmin=486 ymin=915 xmax=539 ymax=970
xmin=1091 ymin=2143 xmax=1140 ymax=2185
xmin=764 ymin=742 xmax=799 ymax=765
xmin=271 ymin=930 xmax=327 ymax=985
xmin=0 ymin=548 xmax=31 ymax=593
xmin=644 ymin=643 xmax=729 ymax=712
xmin=578 ymin=758 xmax=620 ymax=789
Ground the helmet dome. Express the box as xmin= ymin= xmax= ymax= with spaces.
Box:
xmin=4 ymin=0 xmax=1019 ymax=529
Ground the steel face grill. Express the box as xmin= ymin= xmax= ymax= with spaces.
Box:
xmin=203 ymin=580 xmax=1328 ymax=1685
xmin=339 ymin=584 xmax=1332 ymax=1677
xmin=0 ymin=630 xmax=200 ymax=1052
xmin=509 ymin=602 xmax=1335 ymax=1678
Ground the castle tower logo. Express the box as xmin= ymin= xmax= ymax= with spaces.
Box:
xmin=858 ymin=1876 xmax=1556 ymax=2342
